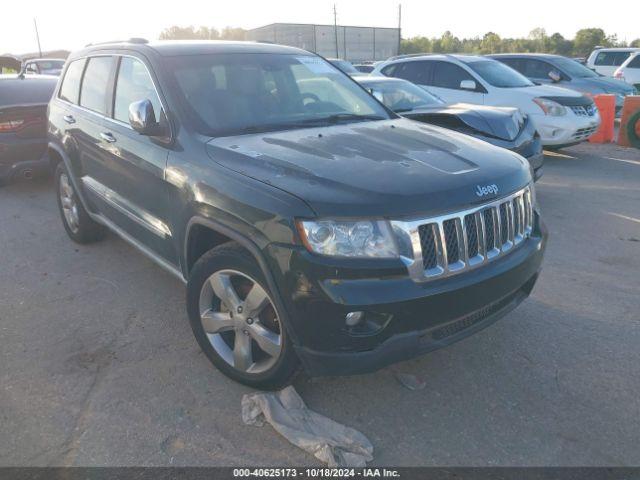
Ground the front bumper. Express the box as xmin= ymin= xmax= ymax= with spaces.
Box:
xmin=530 ymin=112 xmax=601 ymax=147
xmin=268 ymin=212 xmax=547 ymax=376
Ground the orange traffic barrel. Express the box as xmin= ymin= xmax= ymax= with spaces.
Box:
xmin=589 ymin=94 xmax=616 ymax=143
xmin=617 ymin=95 xmax=640 ymax=148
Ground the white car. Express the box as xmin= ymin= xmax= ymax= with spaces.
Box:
xmin=614 ymin=52 xmax=640 ymax=89
xmin=586 ymin=48 xmax=640 ymax=77
xmin=372 ymin=54 xmax=601 ymax=148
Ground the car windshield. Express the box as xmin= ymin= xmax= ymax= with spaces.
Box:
xmin=551 ymin=57 xmax=598 ymax=78
xmin=330 ymin=59 xmax=360 ymax=74
xmin=166 ymin=53 xmax=390 ymax=136
xmin=362 ymin=79 xmax=444 ymax=112
xmin=467 ymin=60 xmax=534 ymax=88
xmin=36 ymin=60 xmax=64 ymax=70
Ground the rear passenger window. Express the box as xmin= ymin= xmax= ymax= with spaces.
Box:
xmin=79 ymin=56 xmax=113 ymax=114
xmin=431 ymin=61 xmax=475 ymax=90
xmin=595 ymin=51 xmax=632 ymax=66
xmin=628 ymin=55 xmax=640 ymax=68
xmin=522 ymin=59 xmax=554 ymax=79
xmin=113 ymin=57 xmax=162 ymax=123
xmin=59 ymin=59 xmax=86 ymax=104
xmin=384 ymin=61 xmax=431 ymax=84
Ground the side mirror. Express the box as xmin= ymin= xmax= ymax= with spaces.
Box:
xmin=548 ymin=70 xmax=562 ymax=83
xmin=460 ymin=79 xmax=477 ymax=91
xmin=129 ymin=99 xmax=164 ymax=136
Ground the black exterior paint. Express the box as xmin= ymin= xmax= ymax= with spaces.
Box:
xmin=0 ymin=74 xmax=57 ymax=182
xmin=48 ymin=41 xmax=547 ymax=375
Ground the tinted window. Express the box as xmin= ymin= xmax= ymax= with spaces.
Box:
xmin=385 ymin=61 xmax=431 ymax=84
xmin=114 ymin=57 xmax=162 ymax=123
xmin=431 ymin=61 xmax=476 ymax=89
xmin=59 ymin=59 xmax=86 ymax=104
xmin=79 ymin=56 xmax=112 ymax=114
xmin=167 ymin=53 xmax=390 ymax=136
xmin=466 ymin=60 xmax=534 ymax=88
xmin=595 ymin=51 xmax=632 ymax=66
xmin=521 ymin=59 xmax=555 ymax=78
xmin=628 ymin=55 xmax=640 ymax=68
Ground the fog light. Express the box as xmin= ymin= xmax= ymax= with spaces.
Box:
xmin=345 ymin=311 xmax=365 ymax=327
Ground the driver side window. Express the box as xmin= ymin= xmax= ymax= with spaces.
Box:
xmin=113 ymin=57 xmax=162 ymax=123
xmin=522 ymin=59 xmax=555 ymax=79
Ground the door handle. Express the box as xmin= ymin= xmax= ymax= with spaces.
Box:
xmin=63 ymin=115 xmax=76 ymax=124
xmin=100 ymin=132 xmax=117 ymax=143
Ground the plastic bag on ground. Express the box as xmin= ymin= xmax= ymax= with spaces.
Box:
xmin=241 ymin=386 xmax=374 ymax=467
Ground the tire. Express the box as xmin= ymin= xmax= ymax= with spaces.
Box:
xmin=54 ymin=162 xmax=106 ymax=244
xmin=627 ymin=111 xmax=640 ymax=149
xmin=187 ymin=242 xmax=300 ymax=389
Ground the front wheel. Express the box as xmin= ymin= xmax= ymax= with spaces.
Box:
xmin=187 ymin=242 xmax=299 ymax=389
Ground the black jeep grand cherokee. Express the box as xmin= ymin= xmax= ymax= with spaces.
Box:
xmin=48 ymin=40 xmax=547 ymax=389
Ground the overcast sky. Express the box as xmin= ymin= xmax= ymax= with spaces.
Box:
xmin=3 ymin=0 xmax=637 ymax=54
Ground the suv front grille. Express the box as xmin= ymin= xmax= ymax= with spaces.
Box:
xmin=570 ymin=105 xmax=597 ymax=117
xmin=398 ymin=186 xmax=534 ymax=282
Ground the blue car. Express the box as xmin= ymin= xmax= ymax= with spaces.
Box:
xmin=489 ymin=53 xmax=637 ymax=116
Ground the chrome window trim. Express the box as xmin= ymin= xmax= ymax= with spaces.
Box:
xmin=55 ymin=52 xmax=169 ymax=134
xmin=391 ymin=185 xmax=534 ymax=283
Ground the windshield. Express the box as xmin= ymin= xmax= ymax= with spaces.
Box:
xmin=551 ymin=56 xmax=598 ymax=78
xmin=467 ymin=60 xmax=534 ymax=88
xmin=330 ymin=59 xmax=360 ymax=74
xmin=166 ymin=53 xmax=390 ymax=136
xmin=362 ymin=79 xmax=443 ymax=112
xmin=36 ymin=60 xmax=64 ymax=70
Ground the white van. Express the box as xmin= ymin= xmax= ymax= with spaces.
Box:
xmin=586 ymin=48 xmax=640 ymax=77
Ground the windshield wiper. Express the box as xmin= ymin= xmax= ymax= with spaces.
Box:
xmin=302 ymin=113 xmax=387 ymax=124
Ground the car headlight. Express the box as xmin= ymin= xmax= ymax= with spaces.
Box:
xmin=533 ymin=98 xmax=566 ymax=116
xmin=297 ymin=219 xmax=398 ymax=258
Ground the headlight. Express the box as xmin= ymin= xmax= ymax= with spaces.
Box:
xmin=297 ymin=219 xmax=398 ymax=258
xmin=532 ymin=98 xmax=566 ymax=116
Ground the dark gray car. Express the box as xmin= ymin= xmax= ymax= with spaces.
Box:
xmin=489 ymin=53 xmax=637 ymax=116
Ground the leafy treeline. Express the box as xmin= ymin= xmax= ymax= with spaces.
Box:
xmin=400 ymin=28 xmax=640 ymax=57
xmin=159 ymin=26 xmax=640 ymax=58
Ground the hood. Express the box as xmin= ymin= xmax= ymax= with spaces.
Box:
xmin=403 ymin=103 xmax=524 ymax=142
xmin=205 ymin=118 xmax=531 ymax=218
xmin=512 ymin=83 xmax=584 ymax=99
xmin=571 ymin=76 xmax=636 ymax=95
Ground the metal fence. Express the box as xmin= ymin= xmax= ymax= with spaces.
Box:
xmin=246 ymin=23 xmax=399 ymax=62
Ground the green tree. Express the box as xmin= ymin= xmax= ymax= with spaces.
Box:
xmin=159 ymin=25 xmax=245 ymax=41
xmin=630 ymin=38 xmax=640 ymax=48
xmin=573 ymin=28 xmax=611 ymax=56
xmin=480 ymin=32 xmax=502 ymax=53
xmin=548 ymin=33 xmax=573 ymax=56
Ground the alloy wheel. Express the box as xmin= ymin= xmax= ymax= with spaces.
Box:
xmin=59 ymin=173 xmax=80 ymax=234
xmin=199 ymin=269 xmax=282 ymax=374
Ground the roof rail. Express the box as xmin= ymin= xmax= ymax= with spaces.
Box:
xmin=84 ymin=37 xmax=149 ymax=47
xmin=386 ymin=52 xmax=460 ymax=62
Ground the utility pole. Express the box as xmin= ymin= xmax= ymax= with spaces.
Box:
xmin=397 ymin=4 xmax=402 ymax=56
xmin=333 ymin=4 xmax=339 ymax=58
xmin=33 ymin=18 xmax=42 ymax=57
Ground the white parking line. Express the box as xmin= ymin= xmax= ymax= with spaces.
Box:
xmin=605 ymin=157 xmax=640 ymax=166
xmin=608 ymin=212 xmax=640 ymax=224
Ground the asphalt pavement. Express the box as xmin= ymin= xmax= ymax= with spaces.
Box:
xmin=1 ymin=143 xmax=639 ymax=466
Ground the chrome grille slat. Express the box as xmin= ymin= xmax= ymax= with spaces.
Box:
xmin=393 ymin=186 xmax=534 ymax=283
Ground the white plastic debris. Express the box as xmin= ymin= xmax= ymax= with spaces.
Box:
xmin=394 ymin=372 xmax=426 ymax=391
xmin=241 ymin=386 xmax=374 ymax=467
